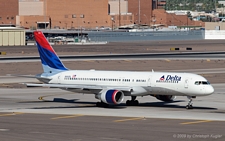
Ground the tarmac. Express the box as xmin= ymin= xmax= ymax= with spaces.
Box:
xmin=0 ymin=84 xmax=224 ymax=141
xmin=0 ymin=39 xmax=225 ymax=56
xmin=0 ymin=40 xmax=225 ymax=140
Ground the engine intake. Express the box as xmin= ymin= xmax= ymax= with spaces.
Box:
xmin=96 ymin=89 xmax=124 ymax=104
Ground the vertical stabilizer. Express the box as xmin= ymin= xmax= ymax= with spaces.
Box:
xmin=34 ymin=31 xmax=68 ymax=73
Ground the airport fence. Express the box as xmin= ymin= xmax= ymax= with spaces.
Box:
xmin=88 ymin=30 xmax=205 ymax=42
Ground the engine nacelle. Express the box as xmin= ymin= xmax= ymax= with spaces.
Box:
xmin=96 ymin=89 xmax=124 ymax=104
xmin=155 ymin=95 xmax=176 ymax=102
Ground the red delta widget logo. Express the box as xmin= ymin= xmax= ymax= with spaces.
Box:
xmin=156 ymin=75 xmax=181 ymax=83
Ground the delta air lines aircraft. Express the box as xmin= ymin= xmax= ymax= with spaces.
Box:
xmin=25 ymin=31 xmax=214 ymax=109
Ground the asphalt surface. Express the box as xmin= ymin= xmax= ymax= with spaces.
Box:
xmin=0 ymin=39 xmax=225 ymax=57
xmin=0 ymin=40 xmax=225 ymax=141
xmin=1 ymin=60 xmax=225 ymax=83
xmin=0 ymin=84 xmax=224 ymax=141
xmin=0 ymin=113 xmax=224 ymax=141
xmin=1 ymin=51 xmax=225 ymax=61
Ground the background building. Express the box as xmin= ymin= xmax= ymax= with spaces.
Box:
xmin=19 ymin=0 xmax=112 ymax=29
xmin=0 ymin=0 xmax=204 ymax=29
xmin=0 ymin=0 xmax=18 ymax=26
xmin=0 ymin=27 xmax=25 ymax=46
xmin=128 ymin=0 xmax=152 ymax=25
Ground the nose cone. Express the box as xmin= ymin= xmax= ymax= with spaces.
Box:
xmin=205 ymin=86 xmax=214 ymax=95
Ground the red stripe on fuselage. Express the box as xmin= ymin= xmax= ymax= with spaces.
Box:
xmin=34 ymin=31 xmax=55 ymax=54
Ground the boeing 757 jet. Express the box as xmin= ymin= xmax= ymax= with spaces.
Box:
xmin=24 ymin=31 xmax=214 ymax=109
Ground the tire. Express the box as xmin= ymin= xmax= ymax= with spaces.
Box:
xmin=126 ymin=100 xmax=131 ymax=106
xmin=134 ymin=100 xmax=139 ymax=106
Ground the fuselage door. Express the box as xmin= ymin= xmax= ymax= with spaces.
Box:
xmin=147 ymin=77 xmax=151 ymax=87
xmin=147 ymin=76 xmax=152 ymax=92
xmin=184 ymin=78 xmax=189 ymax=88
xmin=57 ymin=75 xmax=61 ymax=84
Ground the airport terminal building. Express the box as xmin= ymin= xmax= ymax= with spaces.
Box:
xmin=0 ymin=0 xmax=204 ymax=30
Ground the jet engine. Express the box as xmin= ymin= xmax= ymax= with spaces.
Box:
xmin=155 ymin=95 xmax=176 ymax=102
xmin=95 ymin=89 xmax=124 ymax=104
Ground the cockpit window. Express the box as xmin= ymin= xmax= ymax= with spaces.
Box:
xmin=194 ymin=81 xmax=210 ymax=85
xmin=195 ymin=81 xmax=199 ymax=85
xmin=202 ymin=81 xmax=208 ymax=85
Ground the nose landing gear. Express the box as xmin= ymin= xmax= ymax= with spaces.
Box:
xmin=186 ymin=96 xmax=196 ymax=109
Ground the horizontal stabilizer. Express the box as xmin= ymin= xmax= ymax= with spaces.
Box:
xmin=8 ymin=74 xmax=52 ymax=83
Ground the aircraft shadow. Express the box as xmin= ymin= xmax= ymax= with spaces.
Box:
xmin=135 ymin=101 xmax=217 ymax=110
xmin=21 ymin=98 xmax=126 ymax=109
xmin=31 ymin=105 xmax=126 ymax=109
xmin=18 ymin=98 xmax=80 ymax=103
xmin=20 ymin=98 xmax=217 ymax=110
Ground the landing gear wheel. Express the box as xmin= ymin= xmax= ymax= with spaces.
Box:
xmin=186 ymin=104 xmax=193 ymax=109
xmin=134 ymin=100 xmax=139 ymax=106
xmin=126 ymin=100 xmax=131 ymax=106
xmin=126 ymin=96 xmax=139 ymax=106
xmin=186 ymin=96 xmax=194 ymax=109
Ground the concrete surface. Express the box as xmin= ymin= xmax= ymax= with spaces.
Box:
xmin=0 ymin=40 xmax=225 ymax=141
xmin=0 ymin=40 xmax=225 ymax=56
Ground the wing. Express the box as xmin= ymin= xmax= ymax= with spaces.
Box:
xmin=24 ymin=83 xmax=132 ymax=92
xmin=8 ymin=74 xmax=52 ymax=83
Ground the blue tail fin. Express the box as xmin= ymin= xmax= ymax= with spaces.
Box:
xmin=34 ymin=31 xmax=68 ymax=73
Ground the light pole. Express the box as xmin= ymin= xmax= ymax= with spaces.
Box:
xmin=215 ymin=0 xmax=217 ymax=13
xmin=187 ymin=12 xmax=188 ymax=30
xmin=144 ymin=14 xmax=150 ymax=28
xmin=44 ymin=0 xmax=47 ymax=29
xmin=119 ymin=0 xmax=121 ymax=26
xmin=152 ymin=15 xmax=156 ymax=31
xmin=138 ymin=0 xmax=140 ymax=25
xmin=71 ymin=21 xmax=73 ymax=29
xmin=111 ymin=17 xmax=114 ymax=31
xmin=144 ymin=14 xmax=148 ymax=25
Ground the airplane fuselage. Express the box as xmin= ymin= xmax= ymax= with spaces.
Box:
xmin=45 ymin=70 xmax=214 ymax=97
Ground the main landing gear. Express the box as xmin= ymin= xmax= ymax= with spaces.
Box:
xmin=186 ymin=96 xmax=196 ymax=109
xmin=126 ymin=96 xmax=139 ymax=106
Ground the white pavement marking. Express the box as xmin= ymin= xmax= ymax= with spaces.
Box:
xmin=0 ymin=129 xmax=10 ymax=132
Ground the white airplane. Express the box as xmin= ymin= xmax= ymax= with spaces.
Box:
xmin=25 ymin=31 xmax=214 ymax=109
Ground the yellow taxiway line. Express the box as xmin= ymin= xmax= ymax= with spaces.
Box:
xmin=0 ymin=112 xmax=23 ymax=117
xmin=114 ymin=117 xmax=145 ymax=122
xmin=38 ymin=93 xmax=73 ymax=101
xmin=51 ymin=114 xmax=84 ymax=120
xmin=180 ymin=120 xmax=212 ymax=125
xmin=124 ymin=60 xmax=132 ymax=62
xmin=84 ymin=60 xmax=94 ymax=62
xmin=165 ymin=59 xmax=170 ymax=62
